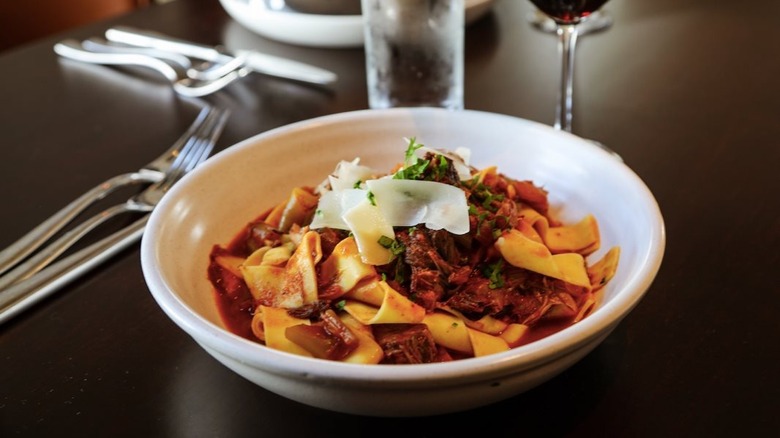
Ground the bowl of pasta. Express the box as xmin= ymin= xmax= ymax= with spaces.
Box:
xmin=141 ymin=108 xmax=665 ymax=417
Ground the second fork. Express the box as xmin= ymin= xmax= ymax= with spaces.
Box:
xmin=0 ymin=107 xmax=229 ymax=290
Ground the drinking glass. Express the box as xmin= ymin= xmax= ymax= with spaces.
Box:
xmin=361 ymin=0 xmax=465 ymax=110
xmin=528 ymin=0 xmax=610 ymax=132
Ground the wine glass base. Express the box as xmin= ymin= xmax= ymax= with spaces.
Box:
xmin=527 ymin=10 xmax=614 ymax=36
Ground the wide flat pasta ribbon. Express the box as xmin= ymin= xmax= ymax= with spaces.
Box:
xmin=495 ymin=229 xmax=592 ymax=290
xmin=519 ymin=207 xmax=600 ymax=255
xmin=588 ymin=247 xmax=621 ymax=292
xmin=255 ymin=305 xmax=313 ymax=357
xmin=265 ymin=187 xmax=319 ymax=232
xmin=337 ymin=313 xmax=384 ymax=364
xmin=318 ymin=236 xmax=377 ymax=299
xmin=342 ymin=281 xmax=425 ymax=325
xmin=422 ymin=311 xmax=510 ymax=357
xmin=241 ymin=230 xmax=322 ymax=308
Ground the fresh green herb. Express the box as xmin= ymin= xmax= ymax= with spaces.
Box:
xmin=381 ymin=273 xmax=387 ymax=282
xmin=483 ymin=259 xmax=505 ymax=289
xmin=378 ymin=235 xmax=394 ymax=248
xmin=394 ymin=258 xmax=406 ymax=285
xmin=353 ymin=180 xmax=363 ymax=189
xmin=475 ymin=211 xmax=489 ymax=230
xmin=393 ymin=159 xmax=429 ymax=180
xmin=378 ymin=235 xmax=405 ymax=256
xmin=481 ymin=193 xmax=505 ymax=213
xmin=335 ymin=300 xmax=346 ymax=311
xmin=404 ymin=137 xmax=424 ymax=161
xmin=315 ymin=209 xmax=323 ymax=216
xmin=434 ymin=155 xmax=449 ymax=179
xmin=367 ymin=191 xmax=376 ymax=206
xmin=395 ymin=137 xmax=431 ymax=180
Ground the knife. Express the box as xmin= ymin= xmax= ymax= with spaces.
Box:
xmin=0 ymin=215 xmax=148 ymax=325
xmin=105 ymin=26 xmax=337 ymax=86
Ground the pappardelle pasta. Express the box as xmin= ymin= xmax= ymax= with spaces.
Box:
xmin=208 ymin=139 xmax=620 ymax=364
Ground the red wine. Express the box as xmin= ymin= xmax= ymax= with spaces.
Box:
xmin=530 ymin=0 xmax=609 ymax=24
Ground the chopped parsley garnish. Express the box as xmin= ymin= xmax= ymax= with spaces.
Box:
xmin=393 ymin=159 xmax=429 ymax=180
xmin=378 ymin=235 xmax=405 ymax=256
xmin=483 ymin=259 xmax=505 ymax=289
xmin=394 ymin=138 xmax=430 ymax=180
xmin=353 ymin=180 xmax=363 ymax=189
xmin=434 ymin=155 xmax=449 ymax=180
xmin=367 ymin=191 xmax=376 ymax=206
xmin=404 ymin=137 xmax=424 ymax=161
xmin=335 ymin=300 xmax=346 ymax=311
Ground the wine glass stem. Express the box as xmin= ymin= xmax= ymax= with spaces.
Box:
xmin=555 ymin=24 xmax=579 ymax=132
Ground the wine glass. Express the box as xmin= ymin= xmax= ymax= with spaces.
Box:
xmin=528 ymin=0 xmax=610 ymax=133
xmin=527 ymin=9 xmax=613 ymax=36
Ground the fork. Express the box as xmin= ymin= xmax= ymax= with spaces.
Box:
xmin=0 ymin=107 xmax=228 ymax=290
xmin=54 ymin=40 xmax=250 ymax=97
xmin=80 ymin=37 xmax=248 ymax=83
xmin=0 ymin=214 xmax=150 ymax=324
xmin=0 ymin=106 xmax=215 ymax=277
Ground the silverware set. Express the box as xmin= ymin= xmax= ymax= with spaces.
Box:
xmin=0 ymin=106 xmax=229 ymax=323
xmin=1 ymin=25 xmax=332 ymax=321
xmin=55 ymin=26 xmax=338 ymax=96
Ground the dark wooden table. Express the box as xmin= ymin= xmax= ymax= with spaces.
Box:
xmin=2 ymin=0 xmax=778 ymax=435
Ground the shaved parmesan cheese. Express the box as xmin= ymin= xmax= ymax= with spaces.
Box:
xmin=342 ymin=199 xmax=395 ymax=265
xmin=309 ymin=152 xmax=472 ymax=264
xmin=309 ymin=188 xmax=366 ymax=230
xmin=322 ymin=158 xmax=379 ymax=192
xmin=366 ymin=179 xmax=469 ymax=235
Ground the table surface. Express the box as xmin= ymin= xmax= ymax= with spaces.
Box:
xmin=1 ymin=0 xmax=778 ymax=435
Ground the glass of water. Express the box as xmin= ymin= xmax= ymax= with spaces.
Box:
xmin=361 ymin=0 xmax=464 ymax=110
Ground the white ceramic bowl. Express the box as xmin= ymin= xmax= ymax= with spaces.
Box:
xmin=141 ymin=108 xmax=665 ymax=417
xmin=218 ymin=0 xmax=495 ymax=48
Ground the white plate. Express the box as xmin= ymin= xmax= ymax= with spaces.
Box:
xmin=218 ymin=0 xmax=495 ymax=48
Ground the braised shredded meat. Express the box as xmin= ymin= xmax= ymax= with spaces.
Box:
xmin=373 ymin=324 xmax=443 ymax=364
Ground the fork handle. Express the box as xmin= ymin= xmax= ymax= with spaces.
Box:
xmin=0 ymin=200 xmax=150 ymax=290
xmin=54 ymin=39 xmax=180 ymax=82
xmin=0 ymin=215 xmax=149 ymax=325
xmin=0 ymin=171 xmax=159 ymax=277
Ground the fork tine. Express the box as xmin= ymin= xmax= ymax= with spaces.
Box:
xmin=0 ymin=108 xmax=231 ymax=320
xmin=159 ymin=107 xmax=229 ymax=191
xmin=0 ymin=107 xmax=228 ymax=290
xmin=0 ymin=106 xmax=216 ymax=277
xmin=187 ymin=108 xmax=228 ymax=172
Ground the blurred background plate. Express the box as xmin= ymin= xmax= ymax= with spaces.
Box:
xmin=218 ymin=0 xmax=495 ymax=48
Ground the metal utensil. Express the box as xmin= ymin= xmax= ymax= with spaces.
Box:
xmin=0 ymin=215 xmax=148 ymax=325
xmin=0 ymin=106 xmax=216 ymax=277
xmin=80 ymin=37 xmax=246 ymax=82
xmin=54 ymin=40 xmax=250 ymax=97
xmin=0 ymin=109 xmax=229 ymax=323
xmin=0 ymin=107 xmax=228 ymax=289
xmin=105 ymin=26 xmax=337 ymax=86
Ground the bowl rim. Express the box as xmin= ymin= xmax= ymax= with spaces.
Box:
xmin=141 ymin=108 xmax=666 ymax=387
